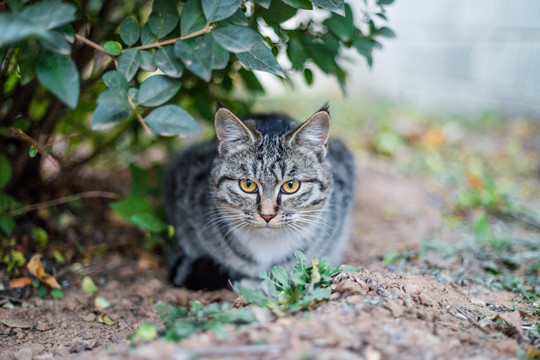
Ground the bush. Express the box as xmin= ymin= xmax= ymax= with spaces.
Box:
xmin=0 ymin=0 xmax=393 ymax=238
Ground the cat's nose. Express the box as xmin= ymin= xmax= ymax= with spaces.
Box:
xmin=259 ymin=212 xmax=277 ymax=223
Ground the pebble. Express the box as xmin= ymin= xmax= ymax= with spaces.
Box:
xmin=36 ymin=321 xmax=53 ymax=331
xmin=69 ymin=338 xmax=86 ymax=353
xmin=13 ymin=348 xmax=32 ymax=360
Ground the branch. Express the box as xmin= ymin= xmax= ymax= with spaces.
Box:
xmin=4 ymin=191 xmax=121 ymax=217
xmin=75 ymin=25 xmax=214 ymax=56
xmin=75 ymin=34 xmax=108 ymax=55
xmin=133 ymin=25 xmax=214 ymax=51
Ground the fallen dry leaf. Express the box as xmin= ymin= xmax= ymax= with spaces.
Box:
xmin=495 ymin=310 xmax=523 ymax=336
xmin=1 ymin=317 xmax=33 ymax=329
xmin=27 ymin=254 xmax=61 ymax=289
xmin=420 ymin=127 xmax=445 ymax=150
xmin=9 ymin=277 xmax=33 ymax=288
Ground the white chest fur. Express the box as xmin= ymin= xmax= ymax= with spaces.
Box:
xmin=233 ymin=225 xmax=311 ymax=269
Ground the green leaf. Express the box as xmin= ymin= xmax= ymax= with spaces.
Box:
xmin=211 ymin=25 xmax=260 ymax=53
xmin=51 ymin=288 xmax=64 ymax=299
xmin=237 ymin=284 xmax=269 ymax=307
xmin=174 ymin=36 xmax=229 ymax=81
xmin=324 ymin=4 xmax=353 ymax=42
xmin=309 ymin=0 xmax=345 ymax=15
xmin=180 ymin=0 xmax=206 ymax=36
xmin=20 ymin=0 xmax=77 ymax=29
xmin=136 ymin=322 xmax=158 ymax=341
xmin=130 ymin=213 xmax=166 ymax=232
xmin=118 ymin=48 xmax=140 ymax=81
xmin=201 ymin=0 xmax=242 ymax=22
xmin=144 ymin=105 xmax=201 ymax=136
xmin=238 ymin=69 xmax=264 ymax=92
xmin=104 ymin=41 xmax=123 ymax=56
xmin=91 ymin=104 xmax=131 ymax=130
xmin=0 ymin=155 xmax=12 ymax=188
xmin=140 ymin=24 xmax=158 ymax=45
xmin=97 ymin=89 xmax=130 ymax=109
xmin=0 ymin=217 xmax=15 ymax=235
xmin=254 ymin=0 xmax=271 ymax=9
xmin=139 ymin=50 xmax=156 ymax=72
xmin=128 ymin=87 xmax=139 ymax=103
xmin=271 ymin=266 xmax=290 ymax=289
xmin=304 ymin=68 xmax=313 ymax=85
xmin=219 ymin=8 xmax=249 ymax=26
xmin=148 ymin=0 xmax=179 ymax=39
xmin=138 ymin=75 xmax=181 ymax=107
xmin=378 ymin=0 xmax=394 ymax=5
xmin=287 ymin=36 xmax=307 ymax=70
xmin=154 ymin=46 xmax=184 ymax=78
xmin=0 ymin=13 xmax=51 ymax=48
xmin=38 ymin=30 xmax=72 ymax=56
xmin=81 ymin=276 xmax=98 ymax=294
xmin=102 ymin=70 xmax=129 ymax=91
xmin=282 ymin=0 xmax=312 ymax=9
xmin=119 ymin=17 xmax=140 ymax=47
xmin=263 ymin=1 xmax=296 ymax=24
xmin=35 ymin=50 xmax=79 ymax=108
xmin=294 ymin=251 xmax=307 ymax=272
xmin=236 ymin=41 xmax=284 ymax=77
xmin=110 ymin=196 xmax=154 ymax=220
xmin=377 ymin=26 xmax=396 ymax=38
xmin=353 ymin=37 xmax=373 ymax=66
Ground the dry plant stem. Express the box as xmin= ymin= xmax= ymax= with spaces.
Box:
xmin=5 ymin=191 xmax=121 ymax=217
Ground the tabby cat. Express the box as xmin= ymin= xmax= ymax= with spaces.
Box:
xmin=164 ymin=107 xmax=355 ymax=290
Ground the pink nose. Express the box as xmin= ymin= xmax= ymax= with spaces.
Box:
xmin=259 ymin=213 xmax=277 ymax=223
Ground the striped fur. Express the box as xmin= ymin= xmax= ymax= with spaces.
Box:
xmin=164 ymin=108 xmax=355 ymax=289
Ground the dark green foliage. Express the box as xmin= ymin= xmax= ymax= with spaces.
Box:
xmin=0 ymin=0 xmax=393 ymax=242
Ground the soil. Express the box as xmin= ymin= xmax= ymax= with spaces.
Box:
xmin=0 ymin=166 xmax=537 ymax=360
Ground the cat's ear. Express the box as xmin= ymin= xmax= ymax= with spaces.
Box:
xmin=215 ymin=108 xmax=257 ymax=153
xmin=287 ymin=110 xmax=330 ymax=150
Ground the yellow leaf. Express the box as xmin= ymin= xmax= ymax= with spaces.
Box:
xmin=27 ymin=254 xmax=61 ymax=289
xmin=420 ymin=127 xmax=445 ymax=150
xmin=98 ymin=313 xmax=118 ymax=326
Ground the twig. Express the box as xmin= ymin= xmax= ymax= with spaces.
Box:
xmin=133 ymin=25 xmax=214 ymax=51
xmin=127 ymin=95 xmax=152 ymax=135
xmin=4 ymin=191 xmax=121 ymax=217
xmin=9 ymin=128 xmax=47 ymax=157
xmin=75 ymin=25 xmax=214 ymax=56
xmin=75 ymin=34 xmax=108 ymax=55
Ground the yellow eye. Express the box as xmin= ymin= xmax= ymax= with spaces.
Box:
xmin=239 ymin=179 xmax=258 ymax=193
xmin=281 ymin=180 xmax=300 ymax=194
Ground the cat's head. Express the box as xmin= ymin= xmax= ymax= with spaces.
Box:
xmin=210 ymin=108 xmax=333 ymax=231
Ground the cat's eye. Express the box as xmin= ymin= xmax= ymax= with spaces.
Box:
xmin=239 ymin=179 xmax=258 ymax=193
xmin=281 ymin=180 xmax=300 ymax=194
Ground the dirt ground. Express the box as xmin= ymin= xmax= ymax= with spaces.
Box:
xmin=0 ymin=166 xmax=537 ymax=360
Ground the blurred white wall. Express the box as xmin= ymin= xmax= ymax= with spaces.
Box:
xmin=347 ymin=0 xmax=540 ymax=118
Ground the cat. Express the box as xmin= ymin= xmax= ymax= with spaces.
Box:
xmin=163 ymin=106 xmax=355 ymax=290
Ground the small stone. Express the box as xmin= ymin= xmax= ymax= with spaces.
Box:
xmin=36 ymin=321 xmax=53 ymax=331
xmin=405 ymin=284 xmax=420 ymax=295
xmin=385 ymin=300 xmax=403 ymax=318
xmin=1 ymin=318 xmax=32 ymax=329
xmin=469 ymin=298 xmax=486 ymax=307
xmin=83 ymin=313 xmax=96 ymax=322
xmin=418 ymin=293 xmax=434 ymax=306
xmin=33 ymin=354 xmax=53 ymax=360
xmin=13 ymin=348 xmax=32 ymax=360
xmin=69 ymin=338 xmax=86 ymax=353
